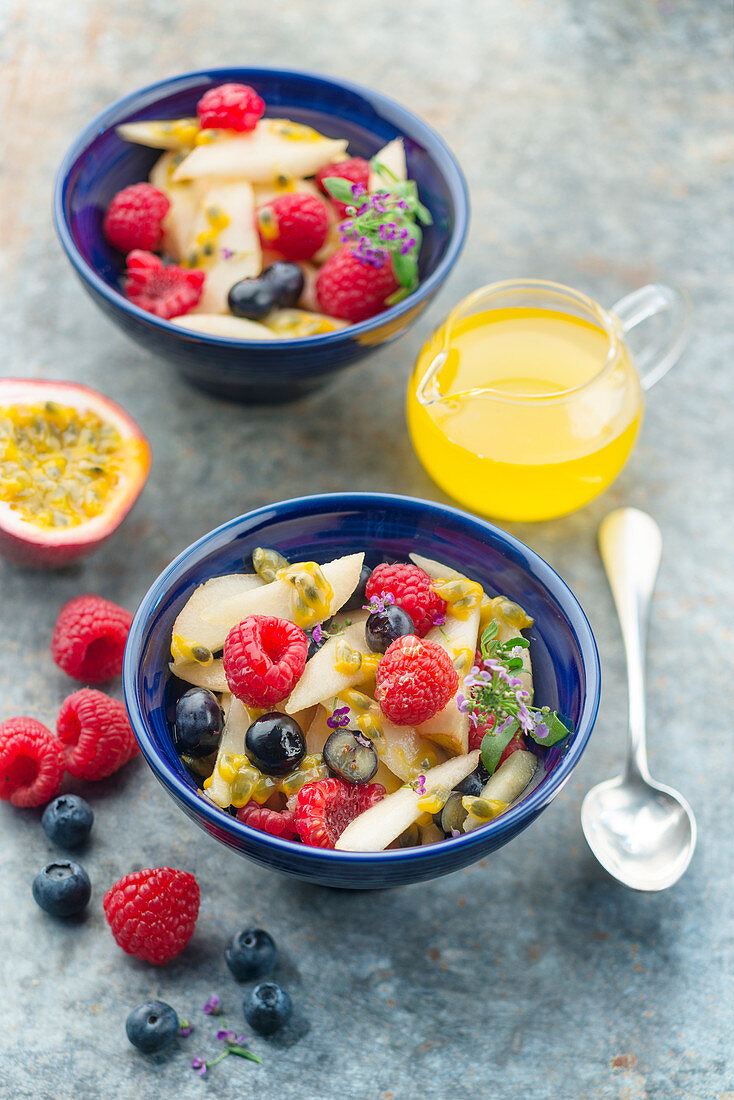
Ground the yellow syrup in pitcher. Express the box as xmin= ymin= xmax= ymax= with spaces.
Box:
xmin=407 ymin=307 xmax=643 ymax=521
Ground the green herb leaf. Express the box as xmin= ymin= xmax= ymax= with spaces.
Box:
xmin=228 ymin=1047 xmax=263 ymax=1063
xmin=385 ymin=285 xmax=412 ymax=306
xmin=480 ymin=621 xmax=499 ymax=656
xmin=505 ymin=637 xmax=529 ymax=650
xmin=392 ymin=248 xmax=418 ymax=290
xmin=480 ymin=717 xmax=519 ymax=775
xmin=323 ymin=177 xmax=357 ymax=204
xmin=529 ymin=709 xmax=571 ymax=747
xmin=370 ymin=157 xmax=398 ymax=183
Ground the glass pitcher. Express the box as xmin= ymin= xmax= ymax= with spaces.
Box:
xmin=406 ymin=279 xmax=690 ymax=522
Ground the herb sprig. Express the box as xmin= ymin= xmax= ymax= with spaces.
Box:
xmin=458 ymin=621 xmax=572 ymax=777
xmin=323 ymin=157 xmax=432 ymax=302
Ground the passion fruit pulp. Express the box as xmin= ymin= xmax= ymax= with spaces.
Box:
xmin=0 ymin=379 xmax=150 ymax=567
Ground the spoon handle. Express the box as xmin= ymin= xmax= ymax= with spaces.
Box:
xmin=598 ymin=508 xmax=662 ymax=783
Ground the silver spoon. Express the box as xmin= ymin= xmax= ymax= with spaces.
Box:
xmin=581 ymin=507 xmax=696 ymax=891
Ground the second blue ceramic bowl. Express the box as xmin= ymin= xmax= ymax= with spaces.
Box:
xmin=123 ymin=493 xmax=600 ymax=890
xmin=54 ymin=68 xmax=469 ymax=403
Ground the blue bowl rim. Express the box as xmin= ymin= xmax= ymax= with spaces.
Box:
xmin=53 ymin=66 xmax=470 ymax=350
xmin=123 ymin=492 xmax=601 ymax=869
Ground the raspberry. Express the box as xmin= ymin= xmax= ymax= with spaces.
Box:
xmin=256 ymin=193 xmax=329 ymax=261
xmin=197 ymin=82 xmax=265 ymax=132
xmin=237 ymin=801 xmax=298 ymax=839
xmin=0 ymin=718 xmax=65 ymax=808
xmin=315 ymin=157 xmax=371 ymax=217
xmin=295 ymin=778 xmax=385 ymax=849
xmin=103 ymin=867 xmax=199 ymax=965
xmin=223 ymin=616 xmax=307 ymax=708
xmin=57 ymin=689 xmax=138 ymax=781
xmin=315 ymin=246 xmax=398 ymax=323
xmin=124 ymin=250 xmax=205 ymax=320
xmin=51 ymin=594 xmax=132 ymax=683
xmin=375 ymin=635 xmax=458 ymax=726
xmin=366 ymin=563 xmax=447 ymax=637
xmin=103 ymin=183 xmax=170 ymax=253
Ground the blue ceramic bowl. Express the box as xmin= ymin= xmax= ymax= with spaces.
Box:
xmin=123 ymin=493 xmax=600 ymax=890
xmin=54 ymin=68 xmax=469 ymax=403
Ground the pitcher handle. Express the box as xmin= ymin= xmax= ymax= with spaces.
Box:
xmin=415 ymin=350 xmax=449 ymax=407
xmin=611 ymin=283 xmax=691 ymax=391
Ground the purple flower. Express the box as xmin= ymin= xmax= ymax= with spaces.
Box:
xmin=178 ymin=1020 xmax=193 ymax=1037
xmin=450 ymin=828 xmax=461 ymax=838
xmin=327 ymin=706 xmax=350 ymax=731
xmin=220 ymin=247 xmax=234 ymax=260
xmin=414 ymin=774 xmax=426 ymax=795
xmin=203 ymin=995 xmax=222 ymax=1016
xmin=312 ymin=622 xmax=323 ymax=645
xmin=363 ymin=591 xmax=394 ymax=615
xmin=433 ymin=611 xmax=446 ymax=626
xmin=400 ymin=237 xmax=417 ymax=256
xmin=456 ymin=692 xmax=472 ymax=714
xmin=351 ymin=182 xmax=366 ymax=198
xmin=496 ymin=716 xmax=516 ymax=737
xmin=533 ymin=721 xmax=550 ymax=741
xmin=191 ymin=1057 xmax=207 ymax=1076
xmin=216 ymin=1029 xmax=237 ymax=1042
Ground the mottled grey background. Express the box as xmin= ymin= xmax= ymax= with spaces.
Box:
xmin=1 ymin=1 xmax=732 ymax=1098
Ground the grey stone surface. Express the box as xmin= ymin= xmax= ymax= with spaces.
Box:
xmin=1 ymin=1 xmax=732 ymax=1097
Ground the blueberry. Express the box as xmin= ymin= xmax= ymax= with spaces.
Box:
xmin=126 ymin=1000 xmax=179 ymax=1054
xmin=174 ymin=688 xmax=223 ymax=758
xmin=323 ymin=728 xmax=378 ymax=785
xmin=228 ymin=278 xmax=278 ymax=320
xmin=262 ymin=262 xmax=304 ymax=308
xmin=439 ymin=792 xmax=469 ymax=836
xmin=243 ymin=981 xmax=292 ymax=1036
xmin=41 ymin=794 xmax=93 ymax=849
xmin=245 ymin=712 xmax=306 ymax=775
xmin=32 ymin=860 xmax=91 ymax=917
xmin=225 ymin=927 xmax=278 ymax=981
xmin=365 ymin=605 xmax=415 ymax=653
xmin=454 ymin=770 xmax=484 ymax=798
xmin=342 ymin=563 xmax=373 ymax=612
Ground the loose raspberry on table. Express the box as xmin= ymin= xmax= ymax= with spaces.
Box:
xmin=375 ymin=635 xmax=459 ymax=726
xmin=315 ymin=157 xmax=371 ymax=217
xmin=124 ymin=250 xmax=205 ymax=320
xmin=256 ymin=193 xmax=329 ymax=261
xmin=197 ymin=82 xmax=265 ymax=132
xmin=51 ymin=594 xmax=133 ymax=683
xmin=315 ymin=245 xmax=398 ymax=323
xmin=366 ymin=563 xmax=447 ymax=638
xmin=0 ymin=717 xmax=65 ymax=808
xmin=103 ymin=183 xmax=170 ymax=253
xmin=223 ymin=615 xmax=307 ymax=708
xmin=103 ymin=867 xmax=199 ymax=965
xmin=237 ymin=801 xmax=298 ymax=840
xmin=294 ymin=777 xmax=385 ymax=849
xmin=57 ymin=689 xmax=138 ymax=781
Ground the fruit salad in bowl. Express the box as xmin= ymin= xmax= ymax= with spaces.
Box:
xmin=106 ymin=81 xmax=430 ymax=337
xmin=55 ymin=68 xmax=468 ymax=401
xmin=167 ymin=547 xmax=573 ymax=852
xmin=124 ymin=494 xmax=600 ymax=889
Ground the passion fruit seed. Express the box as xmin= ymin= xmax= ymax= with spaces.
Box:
xmin=278 ymin=561 xmax=334 ymax=628
xmin=431 ymin=578 xmax=484 ymax=618
xmin=439 ymin=791 xmax=469 ymax=835
xmin=323 ymin=728 xmax=379 ymax=785
xmin=252 ymin=546 xmax=291 ymax=583
xmin=461 ymin=795 xmax=508 ymax=823
xmin=333 ymin=638 xmax=363 ymax=675
xmin=0 ymin=403 xmax=126 ymax=529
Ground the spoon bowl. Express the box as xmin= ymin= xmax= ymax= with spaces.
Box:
xmin=581 ymin=774 xmax=696 ymax=892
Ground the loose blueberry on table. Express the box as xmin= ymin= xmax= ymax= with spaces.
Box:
xmin=41 ymin=794 xmax=94 ymax=848
xmin=243 ymin=981 xmax=293 ymax=1036
xmin=167 ymin=546 xmax=572 ymax=851
xmin=225 ymin=926 xmax=278 ymax=981
xmin=105 ymin=83 xmax=432 ymax=336
xmin=126 ymin=1000 xmax=181 ymax=1053
xmin=32 ymin=860 xmax=92 ymax=917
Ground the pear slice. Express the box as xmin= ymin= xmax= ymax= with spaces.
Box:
xmin=148 ymin=151 xmax=202 ymax=261
xmin=378 ymin=718 xmax=446 ymax=782
xmin=335 ymin=750 xmax=480 ymax=851
xmin=205 ymin=697 xmax=251 ymax=808
xmin=304 ymin=706 xmax=332 ymax=755
xmin=462 ymin=750 xmax=537 ymax=833
xmin=117 ymin=118 xmax=200 ymax=150
xmin=185 ymin=180 xmax=262 ymax=313
xmin=409 ymin=551 xmax=464 ymax=582
xmin=170 ymin=658 xmax=228 ymax=693
xmin=197 ymin=553 xmax=365 ymax=654
xmin=284 ymin=613 xmax=369 ymax=714
xmin=172 ymin=573 xmax=263 ymax=656
xmin=173 ymin=119 xmax=347 ymax=184
xmin=369 ymin=137 xmax=407 ymax=191
xmin=171 ymin=314 xmax=278 ymax=339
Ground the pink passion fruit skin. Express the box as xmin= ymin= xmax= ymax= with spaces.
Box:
xmin=0 ymin=379 xmax=150 ymax=569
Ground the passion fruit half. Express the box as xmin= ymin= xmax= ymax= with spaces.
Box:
xmin=0 ymin=379 xmax=150 ymax=568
